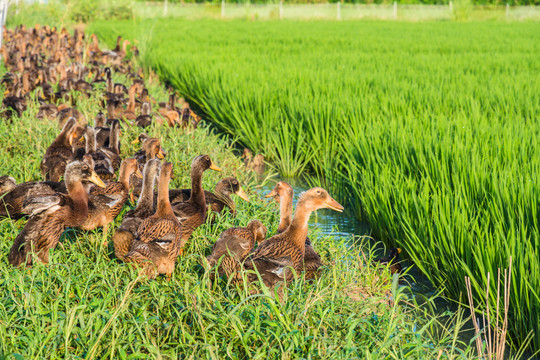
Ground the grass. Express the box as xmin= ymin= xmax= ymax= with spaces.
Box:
xmin=0 ymin=56 xmax=484 ymax=358
xmin=87 ymin=19 xmax=540 ymax=352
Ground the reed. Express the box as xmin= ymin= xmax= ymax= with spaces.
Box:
xmin=88 ymin=19 xmax=540 ymax=350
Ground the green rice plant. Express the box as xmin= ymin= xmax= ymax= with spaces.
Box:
xmin=87 ymin=19 xmax=540 ymax=351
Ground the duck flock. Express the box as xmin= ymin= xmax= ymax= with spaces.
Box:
xmin=0 ymin=25 xmax=354 ymax=289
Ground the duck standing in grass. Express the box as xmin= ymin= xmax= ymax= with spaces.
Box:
xmin=124 ymin=162 xmax=182 ymax=279
xmin=246 ymin=187 xmax=343 ymax=289
xmin=266 ymin=181 xmax=323 ymax=280
xmin=171 ymin=155 xmax=222 ymax=253
xmin=9 ymin=159 xmax=105 ymax=267
xmin=113 ymin=159 xmax=161 ymax=261
xmin=40 ymin=117 xmax=82 ymax=182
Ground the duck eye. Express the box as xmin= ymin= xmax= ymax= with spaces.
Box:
xmin=316 ymin=190 xmax=321 ymax=195
xmin=233 ymin=181 xmax=238 ymax=185
xmin=82 ymin=165 xmax=88 ymax=171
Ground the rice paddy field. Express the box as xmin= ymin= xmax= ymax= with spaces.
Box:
xmin=89 ymin=20 xmax=540 ymax=352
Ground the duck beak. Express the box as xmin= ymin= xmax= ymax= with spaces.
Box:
xmin=157 ymin=149 xmax=165 ymax=159
xmin=131 ymin=138 xmax=140 ymax=144
xmin=265 ymin=189 xmax=277 ymax=198
xmin=3 ymin=90 xmax=9 ymax=96
xmin=209 ymin=161 xmax=222 ymax=172
xmin=397 ymin=248 xmax=402 ymax=254
xmin=134 ymin=168 xmax=143 ymax=179
xmin=89 ymin=172 xmax=106 ymax=188
xmin=323 ymin=196 xmax=344 ymax=212
xmin=130 ymin=191 xmax=135 ymax=204
xmin=236 ymin=187 xmax=249 ymax=202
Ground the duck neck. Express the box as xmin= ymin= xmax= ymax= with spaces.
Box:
xmin=127 ymin=86 xmax=137 ymax=112
xmin=188 ymin=167 xmax=205 ymax=208
xmin=214 ymin=182 xmax=233 ymax=212
xmin=118 ymin=164 xmax=132 ymax=192
xmin=156 ymin=173 xmax=173 ymax=217
xmin=85 ymin=130 xmax=97 ymax=153
xmin=66 ymin=179 xmax=89 ymax=224
xmin=277 ymin=194 xmax=293 ymax=233
xmin=109 ymin=123 xmax=120 ymax=153
xmin=284 ymin=201 xmax=313 ymax=251
xmin=136 ymin=170 xmax=156 ymax=212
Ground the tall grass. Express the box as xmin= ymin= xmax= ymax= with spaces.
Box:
xmin=89 ymin=20 xmax=540 ymax=351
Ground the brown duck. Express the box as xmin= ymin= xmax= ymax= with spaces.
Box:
xmin=9 ymin=159 xmax=105 ymax=267
xmin=266 ymin=181 xmax=323 ymax=280
xmin=171 ymin=155 xmax=222 ymax=253
xmin=113 ymin=159 xmax=161 ymax=260
xmin=124 ymin=162 xmax=182 ymax=279
xmin=78 ymin=157 xmax=141 ymax=236
xmin=40 ymin=117 xmax=81 ymax=182
xmin=207 ymin=220 xmax=267 ymax=280
xmin=245 ymin=188 xmax=343 ymax=288
xmin=168 ymin=177 xmax=249 ymax=217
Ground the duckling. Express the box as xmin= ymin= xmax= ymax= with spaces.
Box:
xmin=207 ymin=220 xmax=267 ymax=280
xmin=94 ymin=111 xmax=111 ymax=148
xmin=169 ymin=177 xmax=249 ymax=217
xmin=9 ymin=159 xmax=106 ymax=267
xmin=2 ymin=85 xmax=27 ymax=119
xmin=40 ymin=117 xmax=80 ymax=182
xmin=113 ymin=159 xmax=161 ymax=260
xmin=265 ymin=181 xmax=323 ymax=280
xmin=124 ymin=162 xmax=182 ymax=279
xmin=375 ymin=248 xmax=403 ymax=275
xmin=78 ymin=158 xmax=141 ymax=237
xmin=172 ymin=155 xmax=222 ymax=253
xmin=82 ymin=126 xmax=115 ymax=181
xmin=245 ymin=188 xmax=343 ymax=289
xmin=135 ymin=102 xmax=152 ymax=128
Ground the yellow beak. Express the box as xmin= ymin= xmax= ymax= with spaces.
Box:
xmin=131 ymin=138 xmax=140 ymax=144
xmin=89 ymin=172 xmax=106 ymax=188
xmin=265 ymin=189 xmax=277 ymax=198
xmin=397 ymin=248 xmax=402 ymax=254
xmin=209 ymin=161 xmax=222 ymax=172
xmin=157 ymin=149 xmax=165 ymax=159
xmin=235 ymin=187 xmax=249 ymax=202
xmin=134 ymin=168 xmax=143 ymax=179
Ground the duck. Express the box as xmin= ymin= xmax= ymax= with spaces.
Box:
xmin=124 ymin=162 xmax=182 ymax=279
xmin=245 ymin=188 xmax=343 ymax=289
xmin=207 ymin=220 xmax=267 ymax=281
xmin=9 ymin=159 xmax=106 ymax=267
xmin=0 ymin=177 xmax=67 ymax=219
xmin=130 ymin=135 xmax=166 ymax=197
xmin=57 ymin=105 xmax=86 ymax=128
xmin=94 ymin=111 xmax=111 ymax=148
xmin=242 ymin=148 xmax=265 ymax=172
xmin=119 ymin=82 xmax=143 ymax=122
xmin=265 ymin=181 xmax=323 ymax=280
xmin=82 ymin=126 xmax=115 ymax=181
xmin=168 ymin=177 xmax=249 ymax=217
xmin=40 ymin=117 xmax=80 ymax=182
xmin=135 ymin=102 xmax=152 ymax=128
xmin=375 ymin=248 xmax=403 ymax=275
xmin=99 ymin=119 xmax=122 ymax=175
xmin=78 ymin=157 xmax=141 ymax=237
xmin=113 ymin=159 xmax=161 ymax=260
xmin=171 ymin=155 xmax=222 ymax=253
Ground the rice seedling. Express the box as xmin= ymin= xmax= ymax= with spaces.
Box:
xmin=87 ymin=19 xmax=540 ymax=351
